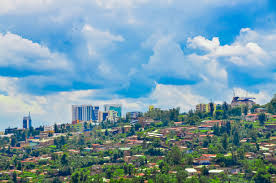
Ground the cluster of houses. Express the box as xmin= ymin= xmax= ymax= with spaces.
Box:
xmin=0 ymin=106 xmax=276 ymax=181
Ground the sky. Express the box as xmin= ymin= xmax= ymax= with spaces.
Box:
xmin=0 ymin=0 xmax=276 ymax=129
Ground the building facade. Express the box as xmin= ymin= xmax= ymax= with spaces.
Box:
xmin=23 ymin=113 xmax=32 ymax=129
xmin=72 ymin=105 xmax=99 ymax=122
xmin=104 ymin=104 xmax=122 ymax=117
xmin=127 ymin=111 xmax=142 ymax=119
xmin=107 ymin=110 xmax=118 ymax=122
xmin=231 ymin=97 xmax=256 ymax=108
xmin=98 ymin=111 xmax=108 ymax=122
xmin=196 ymin=103 xmax=217 ymax=113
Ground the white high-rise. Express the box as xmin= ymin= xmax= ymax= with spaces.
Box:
xmin=72 ymin=105 xmax=99 ymax=122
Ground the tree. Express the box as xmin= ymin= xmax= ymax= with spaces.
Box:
xmin=53 ymin=177 xmax=62 ymax=183
xmin=12 ymin=171 xmax=17 ymax=183
xmin=233 ymin=131 xmax=240 ymax=146
xmin=254 ymin=168 xmax=271 ymax=183
xmin=17 ymin=161 xmax=22 ymax=170
xmin=167 ymin=146 xmax=182 ymax=165
xmin=243 ymin=105 xmax=249 ymax=115
xmin=11 ymin=136 xmax=17 ymax=147
xmin=61 ymin=153 xmax=68 ymax=166
xmin=176 ymin=169 xmax=188 ymax=183
xmin=209 ymin=102 xmax=215 ymax=117
xmin=113 ymin=169 xmax=124 ymax=178
xmin=222 ymin=102 xmax=228 ymax=112
xmin=267 ymin=97 xmax=276 ymax=114
xmin=258 ymin=113 xmax=266 ymax=126
xmin=215 ymin=110 xmax=224 ymax=120
xmin=105 ymin=129 xmax=109 ymax=136
xmin=201 ymin=166 xmax=209 ymax=176
xmin=230 ymin=107 xmax=242 ymax=116
xmin=54 ymin=124 xmax=59 ymax=133
xmin=78 ymin=135 xmax=85 ymax=145
xmin=158 ymin=160 xmax=169 ymax=174
xmin=84 ymin=122 xmax=88 ymax=130
xmin=251 ymin=104 xmax=260 ymax=113
xmin=60 ymin=136 xmax=66 ymax=146
xmin=222 ymin=134 xmax=228 ymax=150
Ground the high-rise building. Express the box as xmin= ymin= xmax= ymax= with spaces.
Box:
xmin=98 ymin=111 xmax=108 ymax=122
xmin=72 ymin=105 xmax=99 ymax=123
xmin=104 ymin=104 xmax=122 ymax=117
xmin=196 ymin=103 xmax=217 ymax=113
xmin=107 ymin=110 xmax=118 ymax=122
xmin=23 ymin=112 xmax=32 ymax=129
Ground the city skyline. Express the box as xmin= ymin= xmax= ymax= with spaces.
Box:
xmin=1 ymin=1 xmax=276 ymax=129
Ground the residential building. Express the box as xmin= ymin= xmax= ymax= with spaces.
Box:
xmin=255 ymin=108 xmax=267 ymax=113
xmin=70 ymin=123 xmax=84 ymax=132
xmin=98 ymin=111 xmax=108 ymax=122
xmin=23 ymin=113 xmax=32 ymax=129
xmin=245 ymin=114 xmax=258 ymax=122
xmin=44 ymin=126 xmax=54 ymax=133
xmin=196 ymin=103 xmax=216 ymax=113
xmin=245 ymin=113 xmax=271 ymax=122
xmin=107 ymin=110 xmax=118 ymax=122
xmin=72 ymin=105 xmax=99 ymax=123
xmin=104 ymin=104 xmax=122 ymax=117
xmin=5 ymin=127 xmax=18 ymax=134
xmin=127 ymin=111 xmax=142 ymax=120
xmin=138 ymin=117 xmax=156 ymax=127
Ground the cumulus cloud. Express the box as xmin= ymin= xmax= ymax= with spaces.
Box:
xmin=82 ymin=24 xmax=124 ymax=56
xmin=142 ymin=35 xmax=227 ymax=86
xmin=0 ymin=32 xmax=71 ymax=72
xmin=150 ymin=84 xmax=208 ymax=111
xmin=0 ymin=77 xmax=148 ymax=129
xmin=0 ymin=0 xmax=275 ymax=129
xmin=187 ymin=31 xmax=269 ymax=66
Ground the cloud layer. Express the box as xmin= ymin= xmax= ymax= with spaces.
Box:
xmin=0 ymin=0 xmax=275 ymax=129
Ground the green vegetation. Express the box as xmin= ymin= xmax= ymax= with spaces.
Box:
xmin=0 ymin=98 xmax=276 ymax=182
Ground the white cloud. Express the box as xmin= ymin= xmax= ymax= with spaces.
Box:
xmin=0 ymin=32 xmax=71 ymax=71
xmin=0 ymin=0 xmax=54 ymax=15
xmin=82 ymin=24 xmax=124 ymax=56
xmin=188 ymin=36 xmax=220 ymax=52
xmin=232 ymin=88 xmax=270 ymax=105
xmin=95 ymin=0 xmax=149 ymax=9
xmin=143 ymin=35 xmax=228 ymax=85
xmin=150 ymin=84 xmax=207 ymax=112
xmin=187 ymin=30 xmax=270 ymax=66
xmin=0 ymin=76 xmax=147 ymax=129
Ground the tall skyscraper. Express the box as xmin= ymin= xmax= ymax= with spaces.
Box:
xmin=23 ymin=112 xmax=32 ymax=129
xmin=104 ymin=104 xmax=122 ymax=117
xmin=72 ymin=105 xmax=99 ymax=122
xmin=98 ymin=111 xmax=108 ymax=122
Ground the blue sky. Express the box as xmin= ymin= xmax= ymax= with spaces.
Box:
xmin=0 ymin=0 xmax=276 ymax=129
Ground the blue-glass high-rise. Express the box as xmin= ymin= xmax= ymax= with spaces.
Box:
xmin=23 ymin=112 xmax=32 ymax=129
xmin=72 ymin=105 xmax=99 ymax=122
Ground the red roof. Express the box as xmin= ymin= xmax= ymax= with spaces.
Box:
xmin=92 ymin=144 xmax=100 ymax=146
xmin=247 ymin=114 xmax=258 ymax=116
xmin=199 ymin=125 xmax=212 ymax=128
xmin=198 ymin=158 xmax=211 ymax=161
xmin=205 ymin=120 xmax=221 ymax=123
xmin=21 ymin=160 xmax=36 ymax=163
xmin=137 ymin=173 xmax=145 ymax=176
xmin=202 ymin=154 xmax=216 ymax=157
